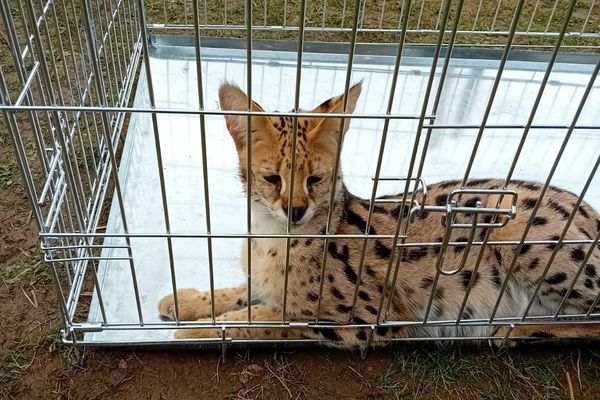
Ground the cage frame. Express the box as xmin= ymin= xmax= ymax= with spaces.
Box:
xmin=1 ymin=0 xmax=600 ymax=352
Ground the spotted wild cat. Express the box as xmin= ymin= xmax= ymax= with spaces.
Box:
xmin=158 ymin=82 xmax=600 ymax=347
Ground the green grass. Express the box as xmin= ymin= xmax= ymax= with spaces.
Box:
xmin=2 ymin=252 xmax=50 ymax=285
xmin=0 ymin=349 xmax=33 ymax=388
xmin=0 ymin=323 xmax=84 ymax=398
xmin=143 ymin=0 xmax=599 ymax=50
xmin=0 ymin=129 xmax=9 ymax=144
xmin=374 ymin=364 xmax=409 ymax=396
xmin=367 ymin=346 xmax=600 ymax=399
xmin=0 ymin=325 xmax=60 ymax=386
xmin=0 ymin=162 xmax=16 ymax=188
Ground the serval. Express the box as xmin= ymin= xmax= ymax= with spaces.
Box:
xmin=159 ymin=82 xmax=600 ymax=348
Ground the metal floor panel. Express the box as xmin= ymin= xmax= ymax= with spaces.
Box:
xmin=85 ymin=38 xmax=600 ymax=343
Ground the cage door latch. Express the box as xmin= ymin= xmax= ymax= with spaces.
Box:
xmin=411 ymin=188 xmax=518 ymax=276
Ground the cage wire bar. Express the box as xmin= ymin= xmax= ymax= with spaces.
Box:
xmin=0 ymin=0 xmax=599 ymax=349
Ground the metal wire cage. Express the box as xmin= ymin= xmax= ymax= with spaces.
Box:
xmin=1 ymin=0 xmax=599 ymax=350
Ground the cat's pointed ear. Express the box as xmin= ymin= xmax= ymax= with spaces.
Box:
xmin=219 ymin=83 xmax=270 ymax=151
xmin=309 ymin=82 xmax=362 ymax=147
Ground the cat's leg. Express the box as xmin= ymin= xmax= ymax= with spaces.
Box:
xmin=158 ymin=285 xmax=249 ymax=321
xmin=173 ymin=305 xmax=403 ymax=350
xmin=494 ymin=324 xmax=600 ymax=346
xmin=173 ymin=305 xmax=311 ymax=340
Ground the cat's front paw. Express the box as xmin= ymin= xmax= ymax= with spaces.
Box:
xmin=158 ymin=288 xmax=211 ymax=321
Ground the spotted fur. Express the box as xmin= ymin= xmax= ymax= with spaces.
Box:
xmin=158 ymin=83 xmax=600 ymax=347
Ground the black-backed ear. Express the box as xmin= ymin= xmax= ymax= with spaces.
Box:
xmin=219 ymin=83 xmax=270 ymax=151
xmin=309 ymin=82 xmax=362 ymax=147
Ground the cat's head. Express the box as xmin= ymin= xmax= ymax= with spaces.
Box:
xmin=219 ymin=82 xmax=362 ymax=227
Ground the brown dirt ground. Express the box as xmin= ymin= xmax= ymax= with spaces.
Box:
xmin=2 ymin=0 xmax=600 ymax=399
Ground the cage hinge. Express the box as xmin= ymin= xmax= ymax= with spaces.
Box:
xmin=409 ymin=188 xmax=518 ymax=276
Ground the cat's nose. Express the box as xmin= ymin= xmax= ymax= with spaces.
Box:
xmin=291 ymin=206 xmax=307 ymax=223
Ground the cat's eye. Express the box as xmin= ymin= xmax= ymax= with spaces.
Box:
xmin=307 ymin=176 xmax=322 ymax=186
xmin=264 ymin=175 xmax=281 ymax=185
